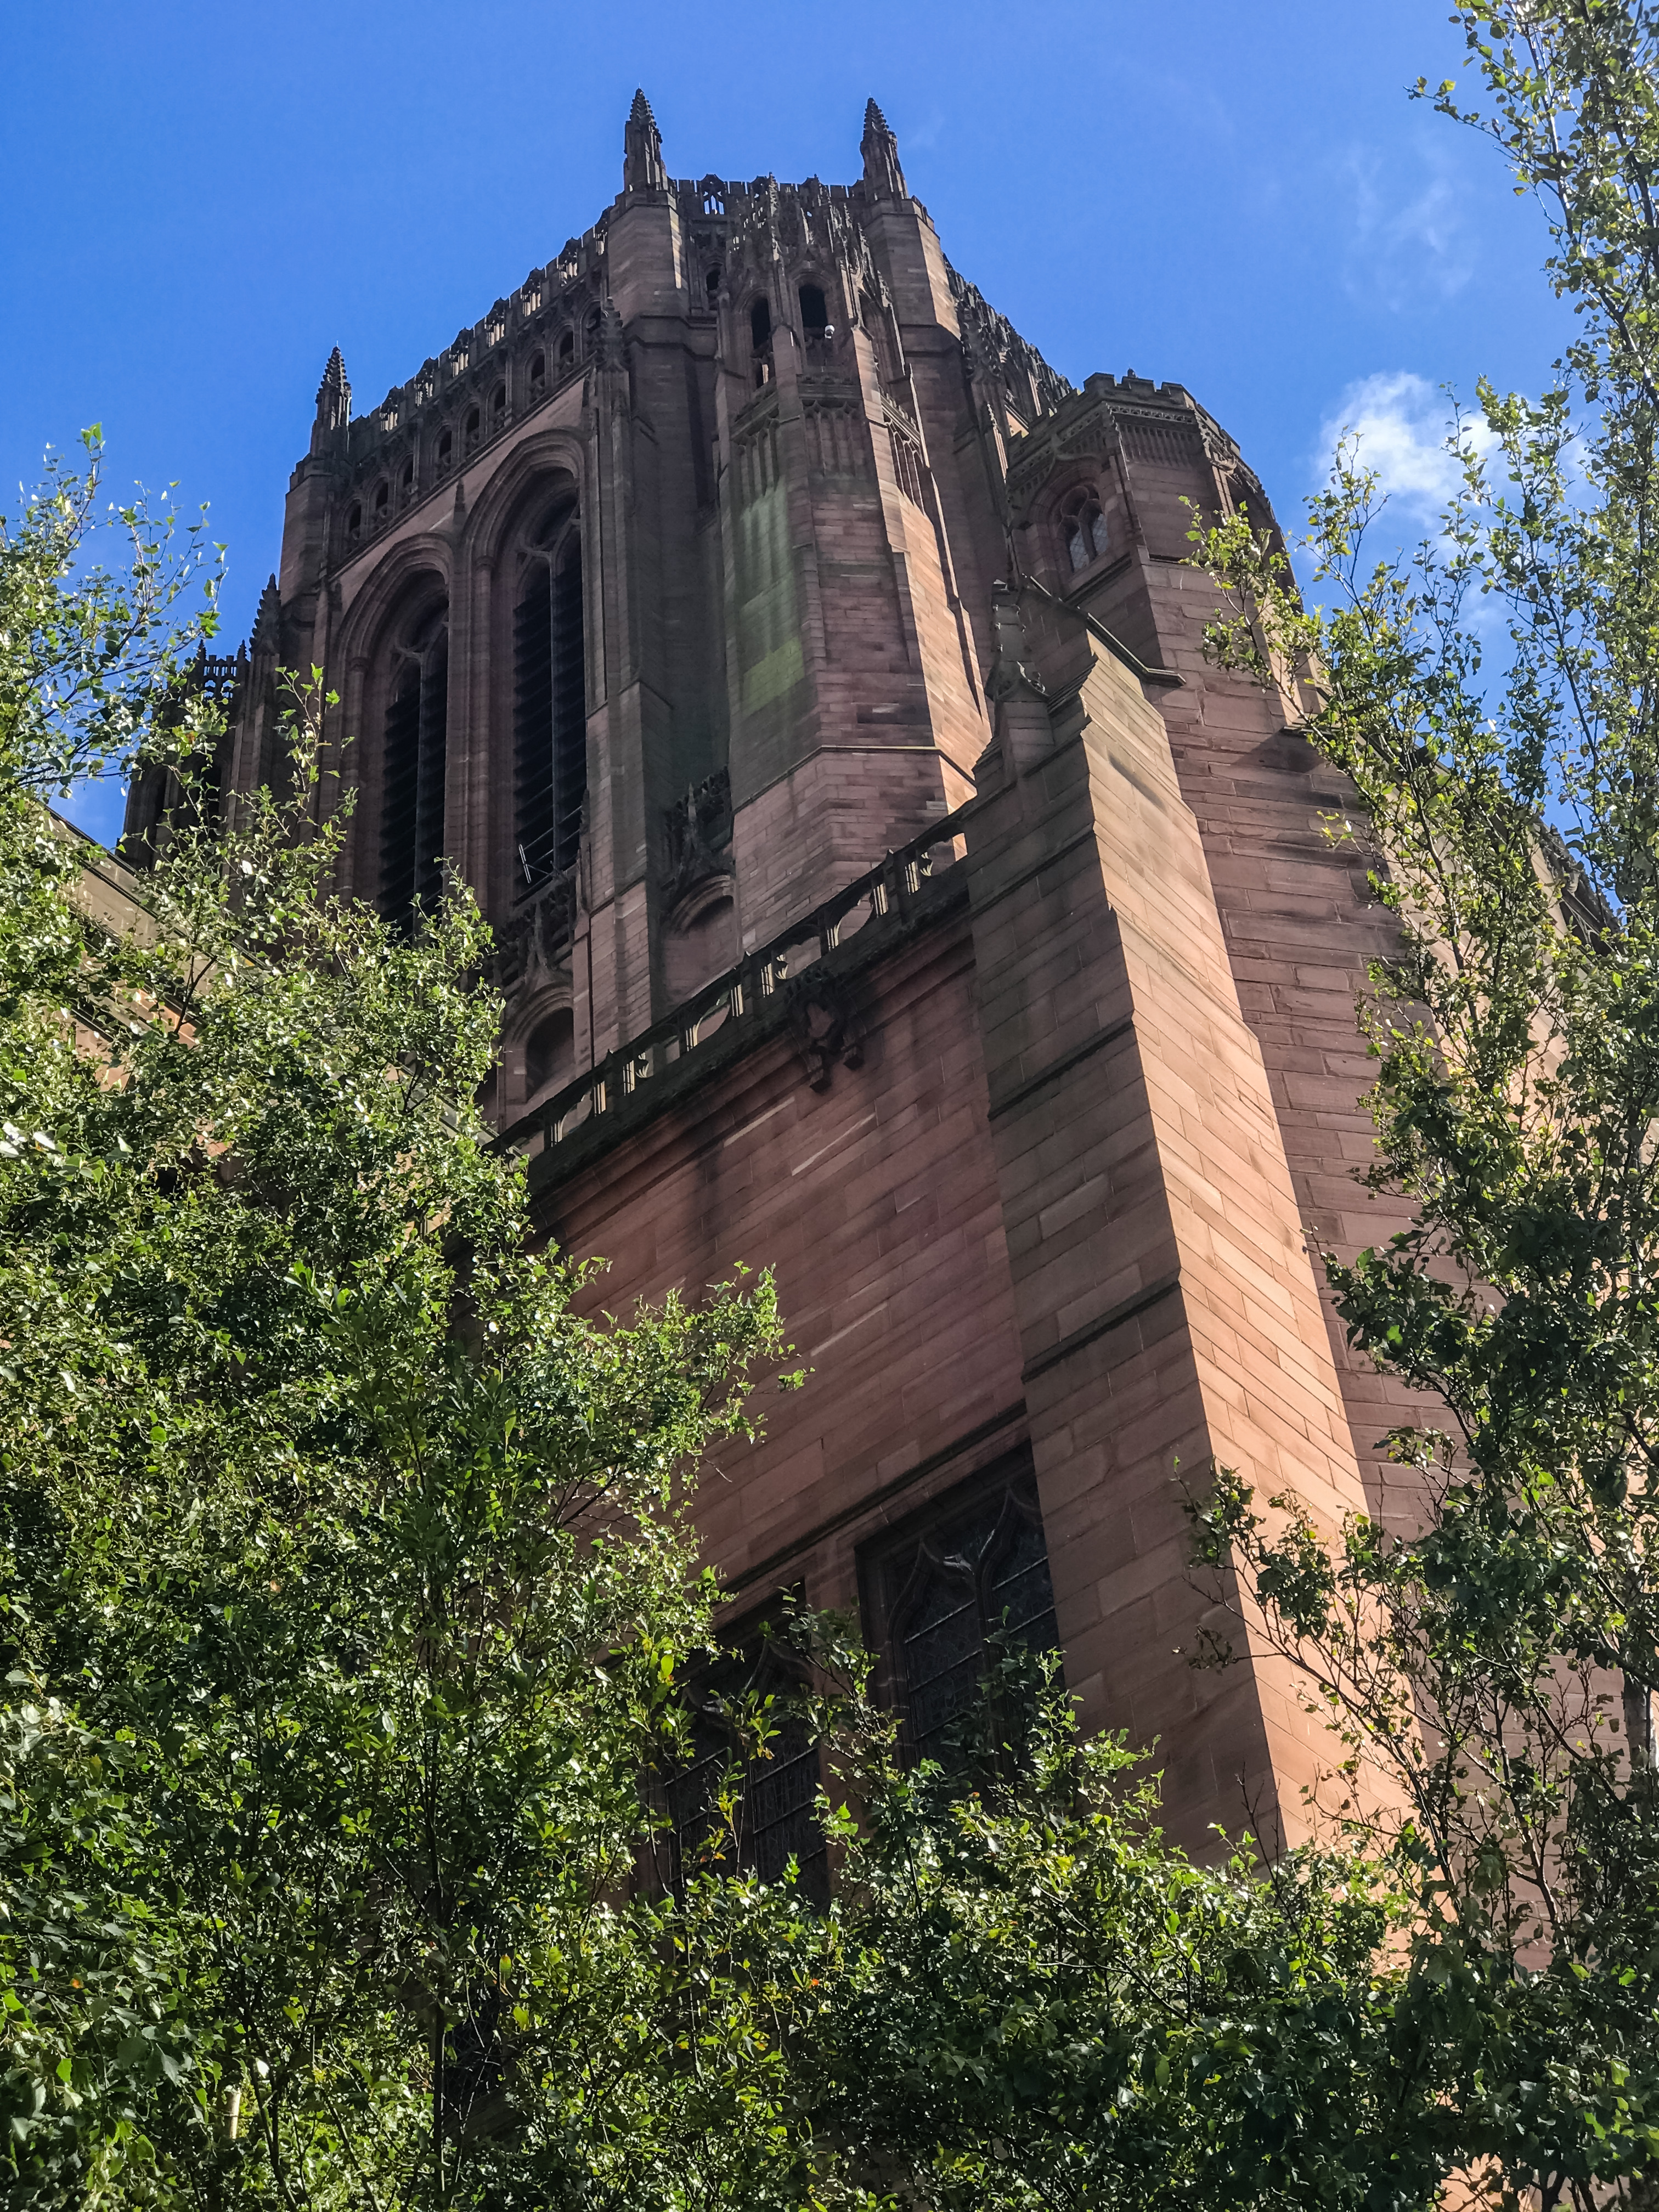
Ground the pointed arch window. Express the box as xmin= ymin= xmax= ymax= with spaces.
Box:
xmin=513 ymin=501 xmax=586 ymax=893
xmin=661 ymin=1606 xmax=827 ymax=1906
xmin=379 ymin=602 xmax=449 ymax=934
xmin=1061 ymin=486 xmax=1110 ymax=573
xmin=859 ymin=1463 xmax=1060 ymax=1766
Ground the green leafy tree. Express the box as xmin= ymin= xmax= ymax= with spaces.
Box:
xmin=0 ymin=435 xmax=790 ymax=2208
xmin=791 ymin=1649 xmax=1437 ymax=2212
xmin=1187 ymin=5 xmax=1659 ymax=2204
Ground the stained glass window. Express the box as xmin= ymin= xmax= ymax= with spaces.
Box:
xmin=861 ymin=1464 xmax=1060 ymax=1764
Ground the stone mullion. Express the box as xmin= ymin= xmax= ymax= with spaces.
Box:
xmin=459 ymin=549 xmax=496 ymax=913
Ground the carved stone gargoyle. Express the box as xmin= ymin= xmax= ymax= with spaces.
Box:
xmin=784 ymin=968 xmax=864 ymax=1090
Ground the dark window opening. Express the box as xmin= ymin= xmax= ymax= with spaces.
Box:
xmin=379 ymin=605 xmax=449 ymax=936
xmin=859 ymin=1462 xmax=1060 ymax=1768
xmin=1062 ymin=488 xmax=1110 ymax=573
xmin=798 ymin=282 xmax=828 ymax=335
xmin=437 ymin=428 xmax=453 ymax=468
xmin=464 ymin=405 xmax=482 ymax=453
xmin=705 ymin=267 xmax=721 ymax=303
xmin=490 ymin=381 xmax=507 ymax=427
xmin=558 ymin=330 xmax=574 ymax=367
xmin=528 ymin=352 xmax=546 ymax=392
xmin=749 ymin=296 xmax=771 ymax=351
xmin=346 ymin=502 xmax=363 ymax=544
xmin=373 ymin=480 xmax=389 ymax=515
xmin=662 ymin=1614 xmax=827 ymax=1907
xmin=514 ymin=512 xmax=586 ymax=893
xmin=400 ymin=459 xmax=415 ymax=498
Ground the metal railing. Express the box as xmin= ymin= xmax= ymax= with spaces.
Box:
xmin=496 ymin=805 xmax=971 ymax=1162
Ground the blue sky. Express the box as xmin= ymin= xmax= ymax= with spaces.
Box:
xmin=2 ymin=1 xmax=1566 ymax=848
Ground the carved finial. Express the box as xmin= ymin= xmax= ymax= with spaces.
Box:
xmin=311 ymin=347 xmax=351 ymax=455
xmin=315 ymin=346 xmax=349 ymax=422
xmin=624 ymin=87 xmax=665 ymax=193
xmin=861 ymin=98 xmax=907 ymax=200
xmin=252 ymin=573 xmax=280 ymax=647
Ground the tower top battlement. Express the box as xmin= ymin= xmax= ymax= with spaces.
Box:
xmin=312 ymin=96 xmax=1069 ymax=503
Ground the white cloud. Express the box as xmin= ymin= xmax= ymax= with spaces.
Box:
xmin=1314 ymin=370 xmax=1491 ymax=526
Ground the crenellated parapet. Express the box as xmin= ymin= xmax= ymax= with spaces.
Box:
xmin=315 ymin=132 xmax=1073 ymax=574
xmin=1004 ymin=368 xmax=1271 ymax=534
xmin=321 ymin=222 xmax=614 ymax=565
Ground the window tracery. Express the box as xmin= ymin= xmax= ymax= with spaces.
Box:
xmin=859 ymin=1463 xmax=1059 ymax=1766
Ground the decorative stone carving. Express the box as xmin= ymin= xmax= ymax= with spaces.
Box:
xmin=494 ymin=871 xmax=576 ymax=1003
xmin=662 ymin=770 xmax=732 ymax=904
xmin=783 ymin=968 xmax=864 ymax=1091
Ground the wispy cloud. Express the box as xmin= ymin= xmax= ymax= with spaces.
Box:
xmin=1340 ymin=142 xmax=1474 ymax=311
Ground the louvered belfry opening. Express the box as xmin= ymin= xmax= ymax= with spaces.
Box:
xmin=514 ymin=500 xmax=587 ymax=895
xmin=379 ymin=601 xmax=449 ymax=934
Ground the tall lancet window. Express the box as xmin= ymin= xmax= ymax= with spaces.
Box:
xmin=380 ymin=602 xmax=449 ymax=933
xmin=514 ymin=501 xmax=587 ymax=892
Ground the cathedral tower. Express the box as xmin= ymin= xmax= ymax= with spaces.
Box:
xmin=140 ymin=98 xmax=1421 ymax=1856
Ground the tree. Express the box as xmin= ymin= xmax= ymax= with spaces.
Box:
xmin=1187 ymin=4 xmax=1659 ymax=2203
xmin=0 ymin=434 xmax=790 ymax=2208
xmin=789 ymin=1647 xmax=1437 ymax=2212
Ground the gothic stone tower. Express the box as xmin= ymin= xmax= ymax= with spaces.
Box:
xmin=148 ymin=95 xmax=1421 ymax=1858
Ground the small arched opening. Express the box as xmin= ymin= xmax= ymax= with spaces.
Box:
xmin=1060 ymin=486 xmax=1109 ymax=574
